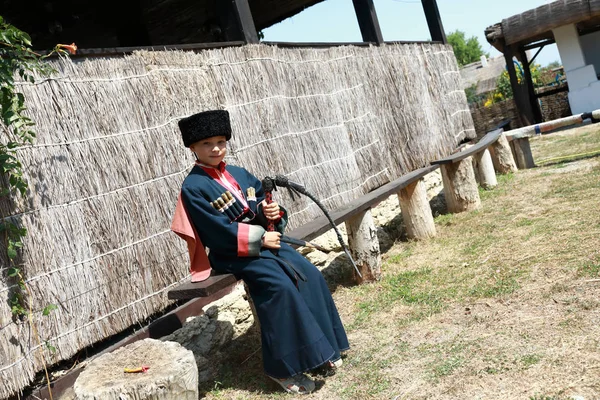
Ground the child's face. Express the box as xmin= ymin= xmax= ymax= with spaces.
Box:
xmin=190 ymin=136 xmax=227 ymax=166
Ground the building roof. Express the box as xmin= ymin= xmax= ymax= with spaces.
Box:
xmin=460 ymin=56 xmax=506 ymax=95
xmin=0 ymin=0 xmax=326 ymax=49
xmin=486 ymin=0 xmax=600 ymax=51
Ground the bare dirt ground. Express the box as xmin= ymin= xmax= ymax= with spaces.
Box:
xmin=197 ymin=124 xmax=600 ymax=400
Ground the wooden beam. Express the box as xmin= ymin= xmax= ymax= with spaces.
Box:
xmin=168 ymin=273 xmax=238 ymax=299
xmin=519 ymin=46 xmax=543 ymax=124
xmin=421 ymin=0 xmax=447 ymax=44
xmin=231 ymin=0 xmax=259 ymax=44
xmin=42 ymin=42 xmax=246 ymax=59
xmin=529 ymin=46 xmax=544 ymax=65
xmin=535 ymin=84 xmax=569 ymax=99
xmin=431 ymin=129 xmax=502 ymax=165
xmin=502 ymin=0 xmax=591 ymax=46
xmin=352 ymin=0 xmax=384 ymax=45
xmin=262 ymin=41 xmax=373 ymax=48
xmin=262 ymin=40 xmax=443 ymax=48
xmin=523 ymin=38 xmax=555 ymax=51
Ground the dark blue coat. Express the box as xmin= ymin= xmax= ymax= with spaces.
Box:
xmin=181 ymin=164 xmax=349 ymax=378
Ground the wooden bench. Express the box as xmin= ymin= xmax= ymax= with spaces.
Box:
xmin=431 ymin=129 xmax=502 ymax=213
xmin=168 ymin=129 xmax=516 ymax=300
xmin=168 ymin=165 xmax=439 ymax=300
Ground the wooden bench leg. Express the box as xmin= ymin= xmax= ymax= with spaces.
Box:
xmin=511 ymin=137 xmax=535 ymax=169
xmin=441 ymin=158 xmax=481 ymax=213
xmin=397 ymin=178 xmax=436 ymax=239
xmin=243 ymin=282 xmax=260 ymax=329
xmin=473 ymin=149 xmax=498 ymax=189
xmin=345 ymin=209 xmax=381 ymax=283
xmin=489 ymin=132 xmax=518 ymax=174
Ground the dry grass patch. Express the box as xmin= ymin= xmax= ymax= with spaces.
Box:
xmin=201 ymin=125 xmax=600 ymax=400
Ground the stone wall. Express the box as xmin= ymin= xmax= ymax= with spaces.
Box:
xmin=469 ymin=99 xmax=522 ymax=136
xmin=538 ymin=85 xmax=572 ymax=121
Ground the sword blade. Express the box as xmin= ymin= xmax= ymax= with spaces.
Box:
xmin=280 ymin=235 xmax=328 ymax=253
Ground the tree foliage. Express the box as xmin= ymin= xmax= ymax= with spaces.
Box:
xmin=1 ymin=17 xmax=75 ymax=316
xmin=484 ymin=62 xmax=558 ymax=107
xmin=447 ymin=30 xmax=489 ymax=67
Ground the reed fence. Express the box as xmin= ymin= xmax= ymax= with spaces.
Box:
xmin=0 ymin=42 xmax=473 ymax=398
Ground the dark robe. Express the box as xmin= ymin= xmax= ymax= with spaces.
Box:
xmin=181 ymin=162 xmax=349 ymax=378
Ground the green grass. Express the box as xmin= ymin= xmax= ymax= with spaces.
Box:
xmin=520 ymin=353 xmax=542 ymax=369
xmin=516 ymin=218 xmax=535 ymax=227
xmin=478 ymin=173 xmax=514 ymax=201
xmin=350 ymin=267 xmax=443 ymax=329
xmin=430 ymin=356 xmax=463 ymax=380
xmin=385 ymin=246 xmax=414 ymax=264
xmin=576 ymin=262 xmax=600 ymax=278
xmin=434 ymin=213 xmax=455 ymax=226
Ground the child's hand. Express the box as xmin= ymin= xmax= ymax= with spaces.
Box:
xmin=261 ymin=200 xmax=280 ymax=220
xmin=262 ymin=232 xmax=281 ymax=249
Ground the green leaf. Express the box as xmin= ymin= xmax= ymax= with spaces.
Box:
xmin=7 ymin=267 xmax=19 ymax=277
xmin=45 ymin=342 xmax=57 ymax=353
xmin=7 ymin=247 xmax=17 ymax=259
xmin=21 ymin=32 xmax=31 ymax=47
xmin=42 ymin=304 xmax=58 ymax=316
xmin=11 ymin=305 xmax=26 ymax=316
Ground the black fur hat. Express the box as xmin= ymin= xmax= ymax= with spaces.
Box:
xmin=178 ymin=110 xmax=232 ymax=147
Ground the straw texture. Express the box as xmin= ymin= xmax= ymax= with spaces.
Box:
xmin=502 ymin=0 xmax=600 ymax=45
xmin=0 ymin=43 xmax=473 ymax=398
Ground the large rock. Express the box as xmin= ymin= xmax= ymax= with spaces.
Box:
xmin=161 ymin=284 xmax=253 ymax=382
xmin=74 ymin=338 xmax=197 ymax=400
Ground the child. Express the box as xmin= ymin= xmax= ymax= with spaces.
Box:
xmin=175 ymin=110 xmax=349 ymax=394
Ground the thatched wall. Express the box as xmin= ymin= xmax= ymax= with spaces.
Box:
xmin=0 ymin=43 xmax=473 ymax=398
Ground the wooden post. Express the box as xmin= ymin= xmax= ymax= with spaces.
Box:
xmin=503 ymin=42 xmax=534 ymax=126
xmin=489 ymin=132 xmax=518 ymax=174
xmin=421 ymin=0 xmax=447 ymax=44
xmin=217 ymin=0 xmax=259 ymax=43
xmin=398 ymin=179 xmax=436 ymax=239
xmin=518 ymin=46 xmax=543 ymax=124
xmin=352 ymin=0 xmax=384 ymax=44
xmin=441 ymin=158 xmax=481 ymax=213
xmin=511 ymin=137 xmax=536 ymax=169
xmin=345 ymin=209 xmax=381 ymax=283
xmin=472 ymin=149 xmax=498 ymax=189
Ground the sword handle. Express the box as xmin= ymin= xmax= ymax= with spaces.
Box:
xmin=261 ymin=177 xmax=277 ymax=232
xmin=265 ymin=191 xmax=276 ymax=232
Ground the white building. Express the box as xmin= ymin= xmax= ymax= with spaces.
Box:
xmin=486 ymin=0 xmax=600 ymax=120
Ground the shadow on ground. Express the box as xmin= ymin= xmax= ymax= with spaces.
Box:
xmin=197 ymin=321 xmax=332 ymax=397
